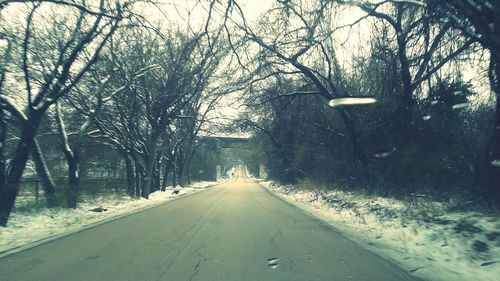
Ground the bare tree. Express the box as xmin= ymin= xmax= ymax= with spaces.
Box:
xmin=0 ymin=0 xmax=129 ymax=226
xmin=336 ymin=0 xmax=476 ymax=131
xmin=214 ymin=0 xmax=374 ymax=182
xmin=433 ymin=0 xmax=500 ymax=205
xmin=87 ymin=24 xmax=231 ymax=198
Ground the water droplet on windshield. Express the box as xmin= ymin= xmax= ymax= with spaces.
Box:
xmin=491 ymin=160 xmax=500 ymax=167
xmin=452 ymin=102 xmax=469 ymax=110
xmin=374 ymin=147 xmax=397 ymax=158
xmin=328 ymin=97 xmax=377 ymax=108
xmin=267 ymin=257 xmax=279 ymax=268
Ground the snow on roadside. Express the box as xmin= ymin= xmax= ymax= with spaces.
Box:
xmin=0 ymin=181 xmax=221 ymax=255
xmin=260 ymin=181 xmax=500 ymax=281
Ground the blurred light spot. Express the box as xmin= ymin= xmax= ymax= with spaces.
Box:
xmin=328 ymin=97 xmax=377 ymax=108
xmin=267 ymin=257 xmax=279 ymax=268
xmin=374 ymin=147 xmax=397 ymax=158
xmin=452 ymin=103 xmax=469 ymax=110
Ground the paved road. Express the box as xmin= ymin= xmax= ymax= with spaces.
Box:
xmin=0 ymin=167 xmax=419 ymax=281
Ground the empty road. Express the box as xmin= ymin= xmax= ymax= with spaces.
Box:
xmin=0 ymin=167 xmax=419 ymax=280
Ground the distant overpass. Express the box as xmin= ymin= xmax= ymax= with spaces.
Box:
xmin=194 ymin=133 xmax=264 ymax=180
xmin=197 ymin=134 xmax=250 ymax=148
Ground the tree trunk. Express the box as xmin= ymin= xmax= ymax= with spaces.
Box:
xmin=31 ymin=139 xmax=58 ymax=207
xmin=172 ymin=161 xmax=177 ymax=189
xmin=0 ymin=104 xmax=6 ymax=188
xmin=134 ymin=158 xmax=142 ymax=198
xmin=124 ymin=153 xmax=135 ymax=196
xmin=152 ymin=154 xmax=161 ymax=192
xmin=161 ymin=160 xmax=171 ymax=191
xmin=55 ymin=102 xmax=80 ymax=208
xmin=141 ymin=148 xmax=157 ymax=199
xmin=186 ymin=165 xmax=191 ymax=185
xmin=184 ymin=145 xmax=200 ymax=186
xmin=474 ymin=59 xmax=500 ymax=207
xmin=485 ymin=60 xmax=500 ymax=206
xmin=395 ymin=31 xmax=415 ymax=131
xmin=65 ymin=152 xmax=79 ymax=208
xmin=153 ymin=168 xmax=160 ymax=192
xmin=183 ymin=160 xmax=191 ymax=185
xmin=0 ymin=115 xmax=40 ymax=226
xmin=177 ymin=150 xmax=187 ymax=186
xmin=492 ymin=61 xmax=500 ymax=157
xmin=338 ymin=110 xmax=373 ymax=185
xmin=178 ymin=161 xmax=185 ymax=187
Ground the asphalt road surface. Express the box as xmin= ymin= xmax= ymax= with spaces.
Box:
xmin=0 ymin=167 xmax=419 ymax=281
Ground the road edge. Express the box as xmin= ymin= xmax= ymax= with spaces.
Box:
xmin=0 ymin=183 xmax=221 ymax=259
xmin=254 ymin=179 xmax=424 ymax=280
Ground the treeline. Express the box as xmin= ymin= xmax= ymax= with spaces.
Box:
xmin=0 ymin=1 xmax=241 ymax=226
xmin=1 ymin=0 xmax=500 ymax=226
xmin=230 ymin=0 xmax=500 ymax=207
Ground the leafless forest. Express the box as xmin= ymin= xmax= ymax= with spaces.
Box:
xmin=0 ymin=0 xmax=499 ymax=227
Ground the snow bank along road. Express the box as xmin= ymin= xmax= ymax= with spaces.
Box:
xmin=0 ymin=169 xmax=419 ymax=281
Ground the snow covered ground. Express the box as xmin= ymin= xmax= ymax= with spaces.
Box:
xmin=260 ymin=181 xmax=500 ymax=281
xmin=0 ymin=181 xmax=221 ymax=256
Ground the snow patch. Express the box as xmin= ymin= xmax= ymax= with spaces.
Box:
xmin=0 ymin=181 xmax=221 ymax=255
xmin=260 ymin=181 xmax=500 ymax=281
